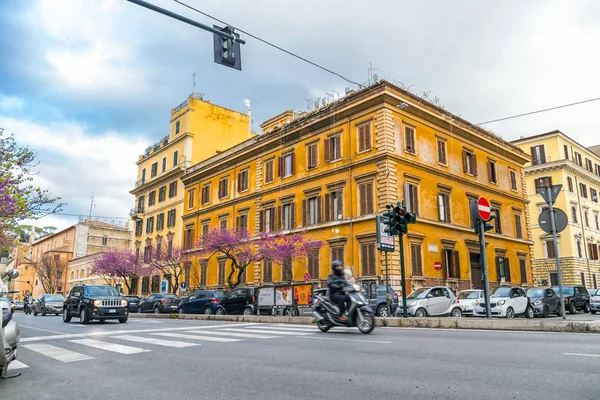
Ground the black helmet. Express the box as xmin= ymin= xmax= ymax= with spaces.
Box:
xmin=332 ymin=260 xmax=343 ymax=270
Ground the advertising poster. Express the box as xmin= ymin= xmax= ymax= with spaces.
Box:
xmin=258 ymin=287 xmax=275 ymax=306
xmin=275 ymin=286 xmax=293 ymax=306
xmin=293 ymin=284 xmax=313 ymax=306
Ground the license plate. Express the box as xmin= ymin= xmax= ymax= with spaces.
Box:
xmin=108 ymin=309 xmax=117 ymax=313
xmin=170 ymin=306 xmax=177 ymax=309
xmin=481 ymin=308 xmax=486 ymax=313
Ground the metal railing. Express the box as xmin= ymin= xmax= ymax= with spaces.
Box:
xmin=130 ymin=206 xmax=145 ymax=216
xmin=134 ymin=156 xmax=191 ymax=188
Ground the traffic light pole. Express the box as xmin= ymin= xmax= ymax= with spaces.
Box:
xmin=399 ymin=233 xmax=408 ymax=318
xmin=547 ymin=187 xmax=567 ymax=319
xmin=478 ymin=219 xmax=491 ymax=319
xmin=385 ymin=251 xmax=391 ymax=317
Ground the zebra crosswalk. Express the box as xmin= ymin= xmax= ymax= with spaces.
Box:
xmin=9 ymin=324 xmax=324 ymax=371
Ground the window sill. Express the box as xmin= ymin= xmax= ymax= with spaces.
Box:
xmin=489 ymin=181 xmax=498 ymax=186
xmin=307 ymin=165 xmax=319 ymax=171
xmin=437 ymin=162 xmax=448 ymax=167
xmin=357 ymin=149 xmax=372 ymax=155
xmin=404 ymin=150 xmax=417 ymax=156
xmin=219 ymin=196 xmax=229 ymax=201
xmin=264 ymin=180 xmax=274 ymax=185
xmin=511 ymin=188 xmax=519 ymax=193
xmin=328 ymin=158 xmax=342 ymax=163
xmin=238 ymin=189 xmax=249 ymax=194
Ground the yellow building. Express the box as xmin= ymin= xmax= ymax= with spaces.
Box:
xmin=513 ymin=131 xmax=600 ymax=289
xmin=129 ymin=92 xmax=252 ymax=295
xmin=181 ymin=80 xmax=533 ymax=296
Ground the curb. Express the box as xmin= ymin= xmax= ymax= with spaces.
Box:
xmin=129 ymin=313 xmax=600 ymax=333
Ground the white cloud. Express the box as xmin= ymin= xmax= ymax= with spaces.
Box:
xmin=0 ymin=96 xmax=23 ymax=112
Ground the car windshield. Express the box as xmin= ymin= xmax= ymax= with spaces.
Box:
xmin=590 ymin=289 xmax=599 ymax=296
xmin=212 ymin=291 xmax=225 ymax=298
xmin=458 ymin=291 xmax=478 ymax=299
xmin=491 ymin=287 xmax=512 ymax=298
xmin=84 ymin=286 xmax=119 ymax=297
xmin=124 ymin=296 xmax=139 ymax=301
xmin=527 ymin=288 xmax=545 ymax=297
xmin=407 ymin=288 xmax=429 ymax=299
xmin=164 ymin=294 xmax=179 ymax=299
xmin=553 ymin=287 xmax=574 ymax=296
xmin=45 ymin=294 xmax=65 ymax=302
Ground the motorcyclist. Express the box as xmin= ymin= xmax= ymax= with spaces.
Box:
xmin=327 ymin=260 xmax=349 ymax=320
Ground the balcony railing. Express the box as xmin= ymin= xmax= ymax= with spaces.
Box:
xmin=134 ymin=156 xmax=191 ymax=188
xmin=130 ymin=206 xmax=145 ymax=216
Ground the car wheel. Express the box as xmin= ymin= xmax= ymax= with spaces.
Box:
xmin=592 ymin=310 xmax=597 ymax=315
xmin=153 ymin=306 xmax=160 ymax=314
xmin=525 ymin=305 xmax=534 ymax=319
xmin=242 ymin=306 xmax=253 ymax=316
xmin=119 ymin=316 xmax=128 ymax=323
xmin=376 ymin=304 xmax=389 ymax=318
xmin=63 ymin=308 xmax=72 ymax=323
xmin=41 ymin=307 xmax=46 ymax=316
xmin=505 ymin=307 xmax=515 ymax=319
xmin=80 ymin=308 xmax=89 ymax=324
xmin=215 ymin=307 xmax=225 ymax=315
xmin=415 ymin=308 xmax=428 ymax=318
xmin=543 ymin=306 xmax=550 ymax=318
xmin=584 ymin=302 xmax=590 ymax=313
xmin=569 ymin=302 xmax=576 ymax=314
xmin=204 ymin=306 xmax=212 ymax=315
xmin=451 ymin=307 xmax=463 ymax=318
xmin=33 ymin=309 xmax=38 ymax=316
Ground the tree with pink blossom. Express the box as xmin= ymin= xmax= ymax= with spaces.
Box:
xmin=146 ymin=239 xmax=191 ymax=293
xmin=91 ymin=247 xmax=153 ymax=294
xmin=200 ymin=228 xmax=322 ymax=289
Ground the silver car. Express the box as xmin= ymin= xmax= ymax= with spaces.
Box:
xmin=33 ymin=294 xmax=65 ymax=316
xmin=457 ymin=290 xmax=484 ymax=315
xmin=590 ymin=288 xmax=600 ymax=315
xmin=397 ymin=286 xmax=462 ymax=318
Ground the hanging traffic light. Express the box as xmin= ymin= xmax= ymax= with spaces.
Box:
xmin=213 ymin=25 xmax=242 ymax=70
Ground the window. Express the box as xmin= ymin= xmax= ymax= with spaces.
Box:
xmin=495 ymin=256 xmax=510 ymax=283
xmin=325 ymin=190 xmax=343 ymax=222
xmin=534 ymin=176 xmax=552 ymax=188
xmin=358 ymin=123 xmax=372 ymax=152
xmin=101 ymin=236 xmax=108 ymax=246
xmin=201 ymin=184 xmax=210 ymax=205
xmin=361 ymin=243 xmax=377 ymax=276
xmin=411 ymin=243 xmax=423 ymax=276
xmin=588 ymin=243 xmax=599 ymax=260
xmin=146 ymin=217 xmax=154 ymax=234
xmin=151 ymin=162 xmax=158 ymax=178
xmin=202 ymin=223 xmax=209 ymax=239
xmin=307 ymin=142 xmax=318 ymax=169
xmin=200 ymin=260 xmax=208 ymax=287
xmin=510 ymin=170 xmax=518 ymax=191
xmin=596 ymin=214 xmax=599 ymax=230
xmin=151 ymin=276 xmax=159 ymax=292
xmin=580 ymin=183 xmax=588 ymax=198
xmin=236 ymin=213 xmax=248 ymax=232
xmin=264 ymin=159 xmax=274 ymax=184
xmin=260 ymin=207 xmax=276 ymax=233
xmin=331 ymin=246 xmax=345 ymax=264
xmin=162 ymin=157 xmax=167 ymax=173
xmin=307 ymin=248 xmax=320 ymax=280
xmin=585 ymin=209 xmax=590 ymax=227
xmin=302 ymin=196 xmax=322 ymax=226
xmin=530 ymin=145 xmax=546 ymax=165
xmin=514 ymin=213 xmax=523 ymax=239
xmin=173 ymin=150 xmax=179 ymax=167
xmin=184 ymin=227 xmax=194 ymax=250
xmin=141 ymin=168 xmax=146 ymax=184
xmin=263 ymin=260 xmax=272 ymax=283
xmin=404 ymin=183 xmax=419 ymax=215
xmin=581 ymin=272 xmax=586 ymax=287
xmin=278 ymin=153 xmax=295 ymax=178
xmin=175 ymin=120 xmax=180 ymax=135
xmin=159 ymin=186 xmax=166 ymax=202
xmin=567 ymin=177 xmax=574 ymax=192
xmin=545 ymin=240 xmax=556 ymax=258
xmin=237 ymin=169 xmax=249 ymax=192
xmin=591 ymin=188 xmax=598 ymax=202
xmin=324 ymin=134 xmax=342 ymax=162
xmin=493 ymin=206 xmax=502 ymax=234
xmin=169 ymin=181 xmax=177 ymax=198
xmin=188 ymin=189 xmax=195 ymax=209
xmin=135 ymin=220 xmax=143 ymax=236
xmin=148 ymin=190 xmax=156 ymax=206
xmin=438 ymin=192 xmax=451 ymax=223
xmin=575 ymin=152 xmax=582 ymax=167
xmin=519 ymin=259 xmax=527 ymax=284
xmin=586 ymin=158 xmax=593 ymax=172
xmin=443 ymin=249 xmax=460 ymax=279
xmin=488 ymin=160 xmax=497 ymax=184
xmin=572 ymin=206 xmax=578 ymax=223
xmin=218 ymin=260 xmax=226 ymax=286
xmin=463 ymin=149 xmax=477 ymax=175
xmin=596 ymin=164 xmax=600 ymax=177
xmin=437 ymin=139 xmax=447 ymax=165
xmin=549 ymin=272 xmax=558 ymax=286
xmin=137 ymin=195 xmax=145 ymax=212
xmin=219 ymin=217 xmax=228 ymax=230
xmin=167 ymin=209 xmax=176 ymax=228
xmin=156 ymin=213 xmax=164 ymax=231
xmin=404 ymin=126 xmax=416 ymax=154
xmin=218 ymin=177 xmax=229 ymax=199
xmin=280 ymin=203 xmax=295 ymax=230
xmin=359 ymin=182 xmax=374 ymax=215
xmin=564 ymin=144 xmax=569 ymax=160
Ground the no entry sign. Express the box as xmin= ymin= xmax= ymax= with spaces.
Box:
xmin=433 ymin=261 xmax=442 ymax=271
xmin=477 ymin=197 xmax=492 ymax=221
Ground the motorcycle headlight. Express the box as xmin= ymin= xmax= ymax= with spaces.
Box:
xmin=94 ymin=300 xmax=102 ymax=307
xmin=497 ymin=300 xmax=506 ymax=306
xmin=534 ymin=299 xmax=542 ymax=306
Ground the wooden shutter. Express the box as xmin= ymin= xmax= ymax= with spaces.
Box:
xmin=462 ymin=151 xmax=468 ymax=172
xmin=290 ymin=152 xmax=296 ymax=175
xmin=278 ymin=157 xmax=283 ymax=178
xmin=365 ymin=125 xmax=371 ymax=150
xmin=278 ymin=205 xmax=283 ymax=230
xmin=505 ymin=257 xmax=511 ymax=282
xmin=530 ymin=146 xmax=537 ymax=165
xmin=442 ymin=250 xmax=448 ymax=279
xmin=336 ymin=136 xmax=342 ymax=160
xmin=324 ymin=138 xmax=330 ymax=162
xmin=361 ymin=244 xmax=369 ymax=275
xmin=495 ymin=257 xmax=501 ymax=282
xmin=259 ymin=210 xmax=265 ymax=233
xmin=452 ymin=251 xmax=460 ymax=279
xmin=567 ymin=177 xmax=573 ymax=192
xmin=324 ymin=193 xmax=331 ymax=222
xmin=471 ymin=154 xmax=478 ymax=176
xmin=337 ymin=191 xmax=343 ymax=219
xmin=237 ymin=173 xmax=241 ymax=192
xmin=368 ymin=244 xmax=376 ymax=275
xmin=564 ymin=145 xmax=569 ymax=160
xmin=235 ymin=216 xmax=240 ymax=231
xmin=307 ymin=145 xmax=313 ymax=168
xmin=317 ymin=196 xmax=322 ymax=223
xmin=291 ymin=202 xmax=296 ymax=228
xmin=540 ymin=146 xmax=546 ymax=163
xmin=302 ymin=199 xmax=307 ymax=226
xmin=366 ymin=182 xmax=374 ymax=214
xmin=359 ymin=184 xmax=366 ymax=215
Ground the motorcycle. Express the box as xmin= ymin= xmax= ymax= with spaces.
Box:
xmin=1 ymin=269 xmax=21 ymax=379
xmin=23 ymin=300 xmax=32 ymax=315
xmin=312 ymin=285 xmax=376 ymax=334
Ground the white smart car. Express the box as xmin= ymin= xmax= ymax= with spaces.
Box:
xmin=457 ymin=289 xmax=484 ymax=315
xmin=473 ymin=286 xmax=534 ymax=319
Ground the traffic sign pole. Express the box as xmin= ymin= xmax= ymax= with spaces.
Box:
xmin=399 ymin=233 xmax=408 ymax=318
xmin=479 ymin=219 xmax=491 ymax=319
xmin=547 ymin=186 xmax=567 ymax=319
xmin=385 ymin=250 xmax=391 ymax=318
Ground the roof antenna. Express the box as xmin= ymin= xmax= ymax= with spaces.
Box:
xmin=191 ymin=72 xmax=196 ymax=93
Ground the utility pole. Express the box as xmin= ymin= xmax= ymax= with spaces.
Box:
xmin=547 ymin=186 xmax=567 ymax=319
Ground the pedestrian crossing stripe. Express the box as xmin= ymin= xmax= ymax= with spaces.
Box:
xmin=22 ymin=343 xmax=94 ymax=363
xmin=183 ymin=330 xmax=277 ymax=339
xmin=112 ymin=335 xmax=200 ymax=348
xmin=150 ymin=332 xmax=242 ymax=342
xmin=70 ymin=339 xmax=151 ymax=354
xmin=7 ymin=360 xmax=28 ymax=370
xmin=219 ymin=328 xmax=314 ymax=336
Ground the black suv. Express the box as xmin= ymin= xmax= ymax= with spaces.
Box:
xmin=552 ymin=285 xmax=590 ymax=314
xmin=63 ymin=284 xmax=129 ymax=324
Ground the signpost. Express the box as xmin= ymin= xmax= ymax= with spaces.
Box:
xmin=303 ymin=272 xmax=311 ymax=283
xmin=477 ymin=196 xmax=492 ymax=221
xmin=376 ymin=213 xmax=395 ymax=317
xmin=471 ymin=196 xmax=494 ymax=319
xmin=161 ymin=279 xmax=168 ymax=294
xmin=181 ymin=282 xmax=187 ymax=290
xmin=433 ymin=261 xmax=442 ymax=271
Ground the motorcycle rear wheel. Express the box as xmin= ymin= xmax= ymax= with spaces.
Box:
xmin=317 ymin=320 xmax=331 ymax=332
xmin=357 ymin=311 xmax=375 ymax=334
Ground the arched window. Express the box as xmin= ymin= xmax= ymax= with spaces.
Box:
xmin=70 ymin=271 xmax=74 ymax=281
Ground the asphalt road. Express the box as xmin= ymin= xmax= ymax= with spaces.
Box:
xmin=2 ymin=313 xmax=600 ymax=400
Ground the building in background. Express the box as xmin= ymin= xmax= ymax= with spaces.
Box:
xmin=181 ymin=80 xmax=533 ymax=295
xmin=513 ymin=131 xmax=600 ymax=289
xmin=129 ymin=92 xmax=253 ymax=295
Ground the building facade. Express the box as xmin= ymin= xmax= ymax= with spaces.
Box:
xmin=129 ymin=92 xmax=252 ymax=295
xmin=513 ymin=131 xmax=600 ymax=289
xmin=181 ymin=80 xmax=533 ymax=295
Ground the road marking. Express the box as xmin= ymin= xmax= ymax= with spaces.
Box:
xmin=19 ymin=325 xmax=66 ymax=334
xmin=220 ymin=328 xmax=314 ymax=336
xmin=564 ymin=352 xmax=600 ymax=358
xmin=22 ymin=343 xmax=94 ymax=363
xmin=135 ymin=319 xmax=163 ymax=324
xmin=20 ymin=322 xmax=259 ymax=343
xmin=296 ymin=336 xmax=392 ymax=344
xmin=70 ymin=325 xmax=87 ymax=328
xmin=262 ymin=325 xmax=318 ymax=331
xmin=70 ymin=339 xmax=150 ymax=354
xmin=7 ymin=360 xmax=29 ymax=370
xmin=151 ymin=332 xmax=242 ymax=342
xmin=112 ymin=335 xmax=200 ymax=348
xmin=184 ymin=330 xmax=277 ymax=339
xmin=268 ymin=324 xmax=356 ymax=332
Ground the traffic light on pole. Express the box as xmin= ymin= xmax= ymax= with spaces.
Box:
xmin=393 ymin=204 xmax=406 ymax=234
xmin=213 ymin=25 xmax=242 ymax=70
xmin=382 ymin=204 xmax=397 ymax=236
xmin=474 ymin=214 xmax=495 ymax=234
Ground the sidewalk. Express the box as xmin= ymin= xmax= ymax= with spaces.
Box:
xmin=130 ymin=313 xmax=600 ymax=333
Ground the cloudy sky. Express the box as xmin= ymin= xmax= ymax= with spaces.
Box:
xmin=2 ymin=0 xmax=600 ymax=231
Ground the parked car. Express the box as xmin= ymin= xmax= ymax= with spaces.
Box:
xmin=456 ymin=290 xmax=484 ymax=315
xmin=178 ymin=290 xmax=225 ymax=314
xmin=397 ymin=286 xmax=462 ymax=318
xmin=474 ymin=286 xmax=534 ymax=319
xmin=589 ymin=288 xmax=600 ymax=314
xmin=215 ymin=287 xmax=258 ymax=315
xmin=63 ymin=284 xmax=128 ymax=324
xmin=13 ymin=301 xmax=24 ymax=311
xmin=123 ymin=295 xmax=141 ymax=312
xmin=552 ymin=285 xmax=590 ymax=314
xmin=363 ymin=284 xmax=399 ymax=317
xmin=527 ymin=287 xmax=560 ymax=317
xmin=33 ymin=294 xmax=65 ymax=316
xmin=138 ymin=293 xmax=181 ymax=314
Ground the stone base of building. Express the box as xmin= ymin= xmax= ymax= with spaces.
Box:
xmin=533 ymin=257 xmax=600 ymax=288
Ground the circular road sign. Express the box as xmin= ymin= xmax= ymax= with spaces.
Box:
xmin=477 ymin=197 xmax=492 ymax=221
xmin=303 ymin=272 xmax=311 ymax=282
xmin=538 ymin=208 xmax=568 ymax=234
xmin=433 ymin=261 xmax=442 ymax=271
xmin=181 ymin=282 xmax=186 ymax=290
